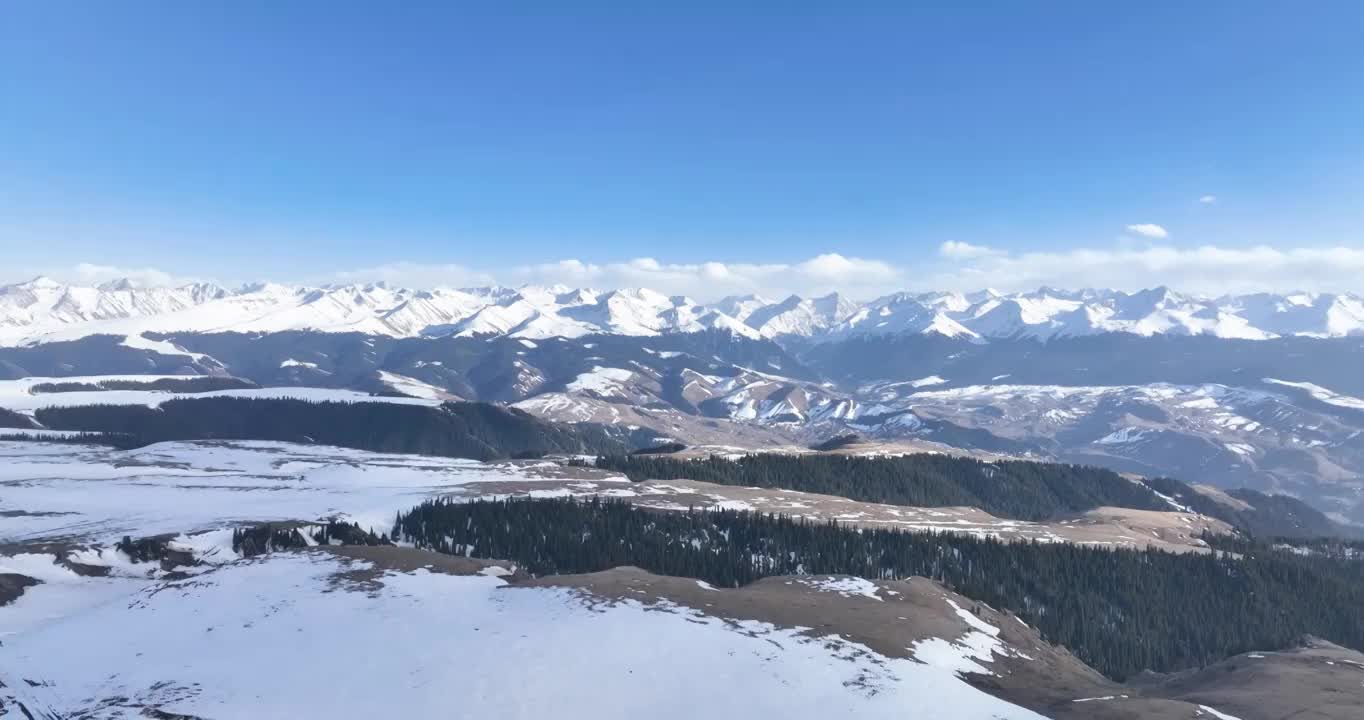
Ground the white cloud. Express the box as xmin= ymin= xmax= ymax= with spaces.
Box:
xmin=794 ymin=253 xmax=897 ymax=283
xmin=505 ymin=253 xmax=897 ymax=299
xmin=328 ymin=262 xmax=495 ymax=289
xmin=1199 ymin=195 xmax=1217 ymax=205
xmin=15 ymin=244 xmax=1364 ymax=300
xmin=938 ymin=241 xmax=1004 ymax=260
xmin=923 ymin=244 xmax=1364 ymax=295
xmin=18 ymin=263 xmax=194 ymax=287
xmin=1125 ymin=223 xmax=1170 ymax=239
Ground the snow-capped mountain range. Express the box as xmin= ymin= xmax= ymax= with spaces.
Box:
xmin=5 ymin=275 xmax=1364 ymax=345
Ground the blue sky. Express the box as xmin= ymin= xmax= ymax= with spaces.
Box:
xmin=2 ymin=2 xmax=1363 ymax=294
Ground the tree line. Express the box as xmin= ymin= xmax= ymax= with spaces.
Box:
xmin=32 ymin=397 xmax=626 ymax=461
xmin=28 ymin=376 xmax=255 ymax=394
xmin=1202 ymin=530 xmax=1364 ymax=560
xmin=231 ymin=521 xmax=389 ymax=557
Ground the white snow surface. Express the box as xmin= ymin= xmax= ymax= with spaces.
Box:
xmin=1263 ymin=378 xmax=1364 ymax=410
xmin=2 ymin=552 xmax=1044 ymax=720
xmin=910 ymin=598 xmax=1013 ymax=677
xmin=566 ymin=366 xmax=636 ymax=395
xmin=377 ymin=370 xmax=448 ymax=399
xmin=0 ymin=554 xmax=148 ymax=640
xmin=793 ymin=575 xmax=884 ymax=601
xmin=0 ymin=375 xmax=441 ymax=413
xmin=119 ymin=332 xmax=210 ymax=360
xmin=0 ymin=439 xmax=594 ymax=545
xmin=1197 ymin=705 xmax=1246 ymax=720
xmin=0 ymin=438 xmax=1044 ymax=720
xmin=1095 ymin=427 xmax=1150 ymax=445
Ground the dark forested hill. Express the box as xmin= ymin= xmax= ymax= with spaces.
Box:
xmin=28 ymin=376 xmax=255 ymax=393
xmin=0 ymin=407 xmax=38 ymax=429
xmin=393 ymin=496 xmax=1364 ymax=681
xmin=34 ymin=397 xmax=627 ymax=460
xmin=1142 ymin=475 xmax=1360 ymax=539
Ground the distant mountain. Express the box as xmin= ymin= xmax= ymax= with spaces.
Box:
xmin=6 ymin=277 xmax=1364 ymax=345
xmin=6 ymin=329 xmax=1364 ymax=524
xmin=7 ymin=278 xmax=1364 ymax=526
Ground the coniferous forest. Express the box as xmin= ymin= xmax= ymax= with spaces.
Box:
xmin=28 ymin=376 xmax=255 ymax=394
xmin=392 ymin=496 xmax=1364 ymax=681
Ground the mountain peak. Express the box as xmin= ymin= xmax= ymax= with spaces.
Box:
xmin=1 ymin=279 xmax=1361 ymax=342
xmin=97 ymin=277 xmax=141 ymax=292
xmin=18 ymin=275 xmax=63 ymax=290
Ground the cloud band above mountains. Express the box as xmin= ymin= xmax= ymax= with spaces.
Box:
xmin=19 ymin=243 xmax=1364 ymax=299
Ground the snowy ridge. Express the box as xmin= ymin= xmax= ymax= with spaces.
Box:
xmin=6 ymin=276 xmax=1364 ymax=344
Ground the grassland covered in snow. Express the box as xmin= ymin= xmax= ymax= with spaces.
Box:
xmin=0 ymin=437 xmax=1049 ymax=720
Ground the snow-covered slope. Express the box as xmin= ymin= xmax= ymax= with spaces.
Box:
xmin=1 ymin=551 xmax=1047 ymax=720
xmin=0 ymin=437 xmax=1329 ymax=720
xmin=0 ymin=438 xmax=1053 ymax=719
xmin=6 ymin=276 xmax=1364 ymax=344
xmin=743 ymin=292 xmax=860 ymax=337
xmin=835 ymin=293 xmax=979 ymax=339
xmin=0 ymin=440 xmax=580 ymax=545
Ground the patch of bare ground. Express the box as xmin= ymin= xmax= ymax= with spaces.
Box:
xmin=635 ymin=479 xmax=1233 ymax=553
xmin=455 ymin=475 xmax=1233 ymax=552
xmin=0 ymin=540 xmax=119 ymax=576
xmin=0 ymin=572 xmax=41 ymax=606
xmin=0 ymin=509 xmax=78 ymax=518
xmin=1133 ymin=637 xmax=1364 ymax=720
xmin=662 ymin=437 xmax=993 ymax=461
xmin=812 ymin=437 xmax=1012 ymax=460
xmin=0 ymin=540 xmax=82 ymax=557
xmin=1047 ymin=697 xmax=1236 ymax=719
xmin=309 ymin=545 xmax=522 ymax=594
xmin=517 ymin=567 xmax=1122 ymax=713
xmin=1062 ymin=506 xmax=1235 ymax=553
xmin=1192 ymin=483 xmax=1256 ymax=512
xmin=142 ymin=708 xmax=210 ymax=719
xmin=489 ymin=460 xmax=625 ymax=482
xmin=514 ymin=566 xmax=1361 ymax=720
